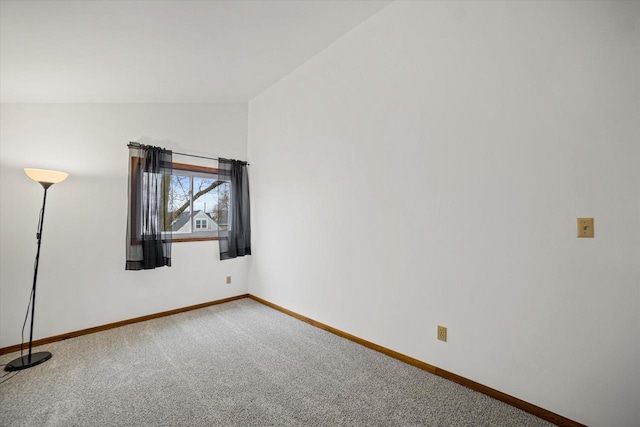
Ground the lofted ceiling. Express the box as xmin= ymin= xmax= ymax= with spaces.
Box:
xmin=0 ymin=0 xmax=391 ymax=103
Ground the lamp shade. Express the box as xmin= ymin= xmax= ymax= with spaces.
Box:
xmin=24 ymin=168 xmax=68 ymax=185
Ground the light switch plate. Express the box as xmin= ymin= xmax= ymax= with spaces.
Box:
xmin=577 ymin=218 xmax=594 ymax=238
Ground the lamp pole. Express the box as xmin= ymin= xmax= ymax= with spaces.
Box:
xmin=27 ymin=184 xmax=50 ymax=362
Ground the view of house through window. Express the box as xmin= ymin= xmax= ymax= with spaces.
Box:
xmin=162 ymin=164 xmax=230 ymax=241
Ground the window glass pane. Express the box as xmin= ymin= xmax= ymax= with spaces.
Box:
xmin=141 ymin=172 xmax=171 ymax=235
xmin=168 ymin=174 xmax=191 ymax=233
xmin=212 ymin=181 xmax=230 ymax=231
xmin=193 ymin=177 xmax=228 ymax=232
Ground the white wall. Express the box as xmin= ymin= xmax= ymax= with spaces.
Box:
xmin=0 ymin=103 xmax=250 ymax=348
xmin=248 ymin=1 xmax=640 ymax=426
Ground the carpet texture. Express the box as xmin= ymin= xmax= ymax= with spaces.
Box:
xmin=0 ymin=298 xmax=552 ymax=426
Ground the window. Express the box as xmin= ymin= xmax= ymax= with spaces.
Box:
xmin=168 ymin=163 xmax=229 ymax=241
xmin=130 ymin=160 xmax=230 ymax=243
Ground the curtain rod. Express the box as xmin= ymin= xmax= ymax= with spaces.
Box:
xmin=127 ymin=142 xmax=249 ymax=165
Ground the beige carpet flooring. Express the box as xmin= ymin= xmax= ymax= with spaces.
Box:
xmin=0 ymin=298 xmax=553 ymax=426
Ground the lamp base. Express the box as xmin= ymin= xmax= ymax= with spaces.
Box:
xmin=4 ymin=351 xmax=52 ymax=371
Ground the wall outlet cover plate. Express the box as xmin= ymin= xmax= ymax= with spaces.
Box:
xmin=437 ymin=325 xmax=447 ymax=342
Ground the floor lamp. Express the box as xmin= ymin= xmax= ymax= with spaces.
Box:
xmin=5 ymin=168 xmax=68 ymax=372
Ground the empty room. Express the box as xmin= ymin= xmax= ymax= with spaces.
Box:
xmin=1 ymin=1 xmax=638 ymax=426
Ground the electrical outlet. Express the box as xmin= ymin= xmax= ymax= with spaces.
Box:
xmin=226 ymin=276 xmax=232 ymax=284
xmin=437 ymin=325 xmax=447 ymax=342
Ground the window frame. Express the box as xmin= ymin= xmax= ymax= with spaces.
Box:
xmin=171 ymin=162 xmax=229 ymax=243
xmin=129 ymin=159 xmax=228 ymax=244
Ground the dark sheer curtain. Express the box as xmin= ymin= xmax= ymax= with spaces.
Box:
xmin=126 ymin=144 xmax=173 ymax=270
xmin=218 ymin=158 xmax=251 ymax=260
